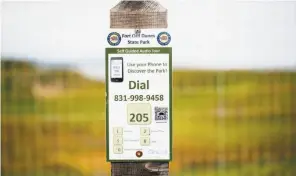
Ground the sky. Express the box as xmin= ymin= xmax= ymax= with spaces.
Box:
xmin=1 ymin=0 xmax=296 ymax=80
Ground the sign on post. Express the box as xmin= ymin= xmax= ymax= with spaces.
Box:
xmin=106 ymin=0 xmax=172 ymax=163
xmin=106 ymin=48 xmax=172 ymax=161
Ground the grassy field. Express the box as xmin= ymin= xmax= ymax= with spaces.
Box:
xmin=1 ymin=64 xmax=296 ymax=175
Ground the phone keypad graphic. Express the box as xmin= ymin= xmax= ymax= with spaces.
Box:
xmin=113 ymin=127 xmax=123 ymax=154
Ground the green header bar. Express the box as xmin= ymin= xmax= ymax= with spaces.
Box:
xmin=106 ymin=47 xmax=172 ymax=54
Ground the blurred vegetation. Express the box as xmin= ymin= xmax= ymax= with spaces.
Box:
xmin=1 ymin=60 xmax=296 ymax=176
xmin=1 ymin=60 xmax=36 ymax=106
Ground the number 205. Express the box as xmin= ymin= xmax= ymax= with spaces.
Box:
xmin=128 ymin=113 xmax=151 ymax=125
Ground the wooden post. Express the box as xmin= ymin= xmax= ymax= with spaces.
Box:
xmin=108 ymin=2 xmax=171 ymax=175
xmin=111 ymin=162 xmax=169 ymax=176
xmin=110 ymin=1 xmax=168 ymax=29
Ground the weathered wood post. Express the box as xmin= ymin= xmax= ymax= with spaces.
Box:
xmin=106 ymin=1 xmax=172 ymax=175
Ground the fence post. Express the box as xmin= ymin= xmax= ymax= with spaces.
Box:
xmin=108 ymin=2 xmax=171 ymax=175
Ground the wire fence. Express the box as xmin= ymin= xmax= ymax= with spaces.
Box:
xmin=1 ymin=60 xmax=296 ymax=176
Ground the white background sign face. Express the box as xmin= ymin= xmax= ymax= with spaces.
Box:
xmin=106 ymin=49 xmax=172 ymax=161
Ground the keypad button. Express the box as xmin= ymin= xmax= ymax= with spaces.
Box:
xmin=140 ymin=137 xmax=150 ymax=146
xmin=113 ymin=145 xmax=123 ymax=154
xmin=114 ymin=136 xmax=123 ymax=145
xmin=113 ymin=127 xmax=123 ymax=135
xmin=140 ymin=127 xmax=150 ymax=136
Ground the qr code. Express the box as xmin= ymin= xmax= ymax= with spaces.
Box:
xmin=155 ymin=107 xmax=168 ymax=121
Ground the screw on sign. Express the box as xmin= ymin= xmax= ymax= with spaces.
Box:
xmin=136 ymin=151 xmax=143 ymax=158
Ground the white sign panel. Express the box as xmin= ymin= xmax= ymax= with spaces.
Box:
xmin=106 ymin=48 xmax=172 ymax=161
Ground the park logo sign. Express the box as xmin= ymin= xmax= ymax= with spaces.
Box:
xmin=106 ymin=0 xmax=172 ymax=162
